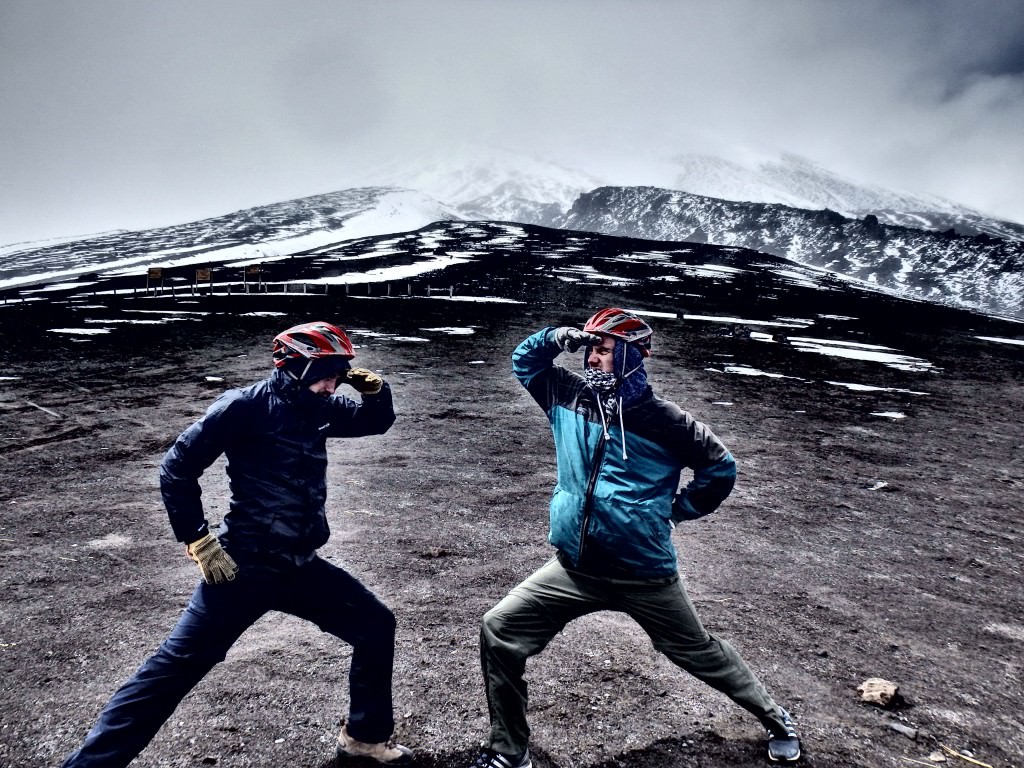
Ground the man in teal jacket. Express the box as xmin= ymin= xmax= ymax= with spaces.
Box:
xmin=469 ymin=308 xmax=801 ymax=768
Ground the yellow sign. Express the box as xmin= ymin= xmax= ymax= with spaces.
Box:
xmin=147 ymin=268 xmax=162 ymax=279
xmin=196 ymin=268 xmax=212 ymax=282
xmin=246 ymin=265 xmax=262 ymax=275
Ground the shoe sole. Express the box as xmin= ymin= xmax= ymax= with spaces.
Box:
xmin=336 ymin=746 xmax=414 ymax=766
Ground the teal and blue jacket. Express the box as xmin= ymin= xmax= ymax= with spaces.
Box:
xmin=513 ymin=328 xmax=736 ymax=578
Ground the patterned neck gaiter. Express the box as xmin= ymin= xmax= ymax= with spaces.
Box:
xmin=583 ymin=368 xmax=620 ymax=418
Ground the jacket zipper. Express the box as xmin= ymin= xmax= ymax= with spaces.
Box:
xmin=577 ymin=424 xmax=610 ymax=564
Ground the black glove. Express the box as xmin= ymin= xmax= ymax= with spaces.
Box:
xmin=345 ymin=367 xmax=384 ymax=395
xmin=554 ymin=327 xmax=603 ymax=353
xmin=186 ymin=533 xmax=238 ymax=584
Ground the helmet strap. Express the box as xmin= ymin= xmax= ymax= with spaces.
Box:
xmin=621 ymin=362 xmax=644 ymax=380
xmin=281 ymin=359 xmax=312 ymax=382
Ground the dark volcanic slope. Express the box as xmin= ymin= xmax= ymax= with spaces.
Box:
xmin=4 ymin=220 xmax=1021 ymax=370
xmin=2 ymin=221 xmax=1023 ymax=768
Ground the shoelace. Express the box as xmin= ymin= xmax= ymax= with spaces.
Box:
xmin=769 ymin=712 xmax=799 ymax=739
xmin=472 ymin=749 xmax=521 ymax=768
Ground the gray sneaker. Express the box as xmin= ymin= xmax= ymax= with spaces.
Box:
xmin=336 ymin=723 xmax=413 ymax=765
xmin=766 ymin=709 xmax=801 ymax=762
xmin=468 ymin=748 xmax=531 ymax=768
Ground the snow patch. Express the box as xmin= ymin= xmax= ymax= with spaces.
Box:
xmin=421 ymin=327 xmax=476 ymax=335
xmin=49 ymin=327 xmax=111 ymax=335
xmin=974 ymin=335 xmax=1024 ymax=347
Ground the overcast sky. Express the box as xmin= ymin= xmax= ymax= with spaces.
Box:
xmin=2 ymin=0 xmax=1023 ymax=245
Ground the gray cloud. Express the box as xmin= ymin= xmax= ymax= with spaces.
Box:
xmin=2 ymin=0 xmax=1023 ymax=244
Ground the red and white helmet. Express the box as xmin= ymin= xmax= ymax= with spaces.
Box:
xmin=272 ymin=322 xmax=354 ymax=381
xmin=583 ymin=307 xmax=653 ymax=357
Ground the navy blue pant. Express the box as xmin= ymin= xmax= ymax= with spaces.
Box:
xmin=61 ymin=555 xmax=397 ymax=768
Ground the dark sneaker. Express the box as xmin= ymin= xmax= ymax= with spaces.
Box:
xmin=766 ymin=709 xmax=801 ymax=762
xmin=337 ymin=723 xmax=413 ymax=765
xmin=468 ymin=747 xmax=532 ymax=768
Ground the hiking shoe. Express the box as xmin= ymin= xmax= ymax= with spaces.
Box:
xmin=766 ymin=708 xmax=801 ymax=762
xmin=337 ymin=723 xmax=413 ymax=765
xmin=468 ymin=747 xmax=532 ymax=768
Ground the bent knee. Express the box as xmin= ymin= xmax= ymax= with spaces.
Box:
xmin=381 ymin=605 xmax=397 ymax=634
xmin=481 ymin=601 xmax=519 ymax=639
xmin=367 ymin=603 xmax=396 ymax=640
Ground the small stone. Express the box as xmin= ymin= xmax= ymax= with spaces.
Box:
xmin=857 ymin=677 xmax=904 ymax=708
xmin=888 ymin=721 xmax=917 ymax=739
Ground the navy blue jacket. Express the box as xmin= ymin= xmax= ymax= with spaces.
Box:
xmin=513 ymin=328 xmax=736 ymax=577
xmin=160 ymin=369 xmax=396 ymax=570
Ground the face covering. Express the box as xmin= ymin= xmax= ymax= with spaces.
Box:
xmin=583 ymin=343 xmax=649 ymax=405
xmin=583 ymin=368 xmax=618 ymax=390
xmin=583 ymin=342 xmax=650 ymax=458
xmin=614 ymin=342 xmax=649 ymax=407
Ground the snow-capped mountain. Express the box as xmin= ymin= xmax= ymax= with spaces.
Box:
xmin=558 ymin=186 xmax=1024 ymax=319
xmin=342 ymin=145 xmax=604 ymax=226
xmin=0 ymin=188 xmax=457 ymax=289
xmin=4 ymin=146 xmax=1022 ymax=320
xmin=668 ymin=153 xmax=1024 ymax=241
xmin=342 ymin=145 xmax=1024 ymax=240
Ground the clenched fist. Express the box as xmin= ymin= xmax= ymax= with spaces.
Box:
xmin=345 ymin=367 xmax=384 ymax=395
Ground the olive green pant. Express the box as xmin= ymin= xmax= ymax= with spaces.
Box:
xmin=480 ymin=555 xmax=788 ymax=755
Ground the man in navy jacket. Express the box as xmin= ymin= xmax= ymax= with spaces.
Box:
xmin=61 ymin=321 xmax=412 ymax=767
xmin=469 ymin=309 xmax=801 ymax=768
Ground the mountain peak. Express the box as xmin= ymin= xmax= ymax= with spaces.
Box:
xmin=343 ymin=143 xmax=604 ymax=218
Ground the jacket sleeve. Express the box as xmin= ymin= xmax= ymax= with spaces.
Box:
xmin=667 ymin=408 xmax=737 ymax=522
xmin=672 ymin=452 xmax=737 ymax=522
xmin=160 ymin=391 xmax=247 ymax=543
xmin=512 ymin=327 xmax=565 ymax=409
xmin=321 ymin=381 xmax=396 ymax=437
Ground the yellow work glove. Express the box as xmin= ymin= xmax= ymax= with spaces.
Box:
xmin=345 ymin=367 xmax=384 ymax=395
xmin=185 ymin=533 xmax=238 ymax=584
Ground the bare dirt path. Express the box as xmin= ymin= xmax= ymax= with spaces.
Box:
xmin=1 ymin=295 xmax=1022 ymax=768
